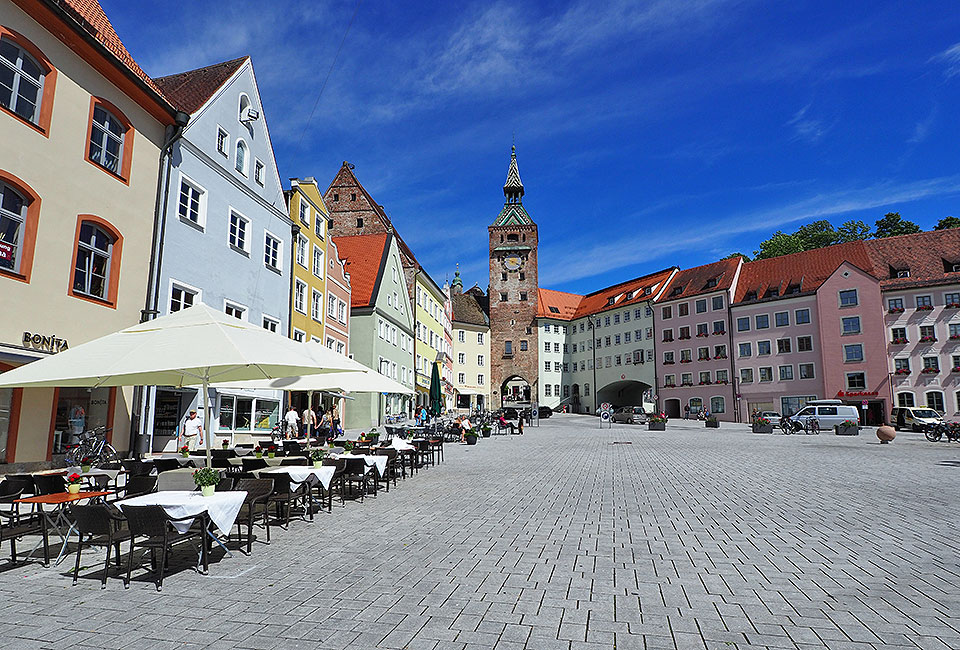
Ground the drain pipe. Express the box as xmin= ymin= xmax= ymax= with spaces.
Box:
xmin=130 ymin=111 xmax=190 ymax=457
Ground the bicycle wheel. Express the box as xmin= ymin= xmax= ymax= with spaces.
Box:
xmin=98 ymin=444 xmax=119 ymax=465
xmin=925 ymin=427 xmax=942 ymax=442
xmin=809 ymin=420 xmax=820 ymax=435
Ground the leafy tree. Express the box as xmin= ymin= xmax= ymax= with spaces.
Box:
xmin=836 ymin=219 xmax=871 ymax=242
xmin=874 ymin=212 xmax=920 ymax=238
xmin=753 ymin=231 xmax=805 ymax=260
xmin=934 ymin=216 xmax=960 ymax=230
xmin=794 ymin=220 xmax=839 ymax=250
xmin=721 ymin=252 xmax=751 ymax=261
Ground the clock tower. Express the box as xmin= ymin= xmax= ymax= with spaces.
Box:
xmin=489 ymin=146 xmax=539 ymax=407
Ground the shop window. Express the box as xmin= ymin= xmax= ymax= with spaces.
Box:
xmin=52 ymin=387 xmax=112 ymax=455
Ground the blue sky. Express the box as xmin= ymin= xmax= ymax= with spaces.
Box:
xmin=105 ymin=0 xmax=960 ymax=296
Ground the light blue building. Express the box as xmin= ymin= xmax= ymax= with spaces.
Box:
xmin=143 ymin=57 xmax=292 ymax=450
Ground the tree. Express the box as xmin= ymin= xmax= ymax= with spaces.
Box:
xmin=934 ymin=216 xmax=960 ymax=230
xmin=721 ymin=252 xmax=751 ymax=261
xmin=836 ymin=219 xmax=871 ymax=242
xmin=753 ymin=231 xmax=805 ymax=260
xmin=874 ymin=212 xmax=920 ymax=238
xmin=794 ymin=220 xmax=839 ymax=250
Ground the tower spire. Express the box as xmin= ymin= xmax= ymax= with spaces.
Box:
xmin=503 ymin=145 xmax=524 ymax=204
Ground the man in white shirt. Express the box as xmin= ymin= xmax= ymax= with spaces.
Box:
xmin=283 ymin=405 xmax=300 ymax=440
xmin=181 ymin=409 xmax=203 ymax=450
xmin=302 ymin=405 xmax=317 ymax=440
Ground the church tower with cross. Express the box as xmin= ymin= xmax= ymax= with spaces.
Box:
xmin=488 ymin=146 xmax=539 ymax=407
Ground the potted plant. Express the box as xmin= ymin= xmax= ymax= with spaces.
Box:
xmin=221 ymin=439 xmax=229 ymax=449
xmin=464 ymin=431 xmax=479 ymax=445
xmin=648 ymin=413 xmax=667 ymax=431
xmin=193 ymin=467 xmax=219 ymax=497
xmin=342 ymin=441 xmax=354 ymax=452
xmin=180 ymin=444 xmax=190 ymax=458
xmin=310 ymin=448 xmax=326 ymax=468
xmin=80 ymin=456 xmax=93 ymax=473
xmin=66 ymin=472 xmax=83 ymax=494
xmin=835 ymin=419 xmax=859 ymax=436
xmin=267 ymin=445 xmax=277 ymax=459
xmin=752 ymin=417 xmax=773 ymax=434
xmin=255 ymin=445 xmax=263 ymax=458
xmin=365 ymin=432 xmax=380 ymax=445
xmin=705 ymin=416 xmax=720 ymax=429
xmin=481 ymin=424 xmax=492 ymax=438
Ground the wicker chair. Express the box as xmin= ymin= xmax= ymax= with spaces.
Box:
xmin=69 ymin=503 xmax=131 ymax=588
xmin=241 ymin=457 xmax=269 ymax=472
xmin=32 ymin=474 xmax=66 ymax=496
xmin=152 ymin=458 xmax=182 ymax=473
xmin=233 ymin=478 xmax=273 ymax=553
xmin=374 ymin=449 xmax=398 ymax=491
xmin=280 ymin=457 xmax=308 ymax=466
xmin=341 ymin=457 xmax=370 ymax=501
xmin=266 ymin=473 xmax=308 ymax=528
xmin=321 ymin=458 xmax=346 ymax=507
xmin=120 ymin=504 xmax=205 ymax=591
xmin=121 ymin=476 xmax=157 ymax=499
xmin=0 ymin=492 xmax=48 ymax=566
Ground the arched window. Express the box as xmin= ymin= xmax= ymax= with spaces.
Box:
xmin=73 ymin=221 xmax=114 ymax=299
xmin=506 ymin=233 xmax=519 ymax=242
xmin=238 ymin=93 xmax=250 ymax=121
xmin=0 ymin=180 xmax=27 ymax=274
xmin=710 ymin=396 xmax=725 ymax=413
xmin=0 ymin=36 xmax=44 ymax=124
xmin=235 ymin=139 xmax=247 ymax=175
xmin=688 ymin=397 xmax=703 ymax=413
xmin=88 ymin=105 xmax=127 ymax=174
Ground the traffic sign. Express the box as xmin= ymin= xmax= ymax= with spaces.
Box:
xmin=861 ymin=400 xmax=868 ymax=407
xmin=600 ymin=402 xmax=611 ymax=411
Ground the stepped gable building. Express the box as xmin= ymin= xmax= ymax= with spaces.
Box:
xmin=488 ymin=147 xmax=540 ymax=406
xmin=451 ymin=272 xmax=491 ymax=411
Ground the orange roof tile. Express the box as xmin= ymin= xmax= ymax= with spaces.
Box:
xmin=865 ymin=229 xmax=960 ymax=291
xmin=332 ymin=234 xmax=390 ymax=308
xmin=537 ymin=288 xmax=583 ymax=320
xmin=154 ymin=57 xmax=247 ymax=114
xmin=658 ymin=258 xmax=741 ymax=302
xmin=733 ymin=242 xmax=876 ymax=304
xmin=573 ymin=268 xmax=676 ymax=318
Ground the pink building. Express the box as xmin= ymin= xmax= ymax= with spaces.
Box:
xmin=656 ymin=258 xmax=742 ymax=421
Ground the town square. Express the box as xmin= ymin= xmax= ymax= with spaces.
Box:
xmin=2 ymin=1 xmax=960 ymax=648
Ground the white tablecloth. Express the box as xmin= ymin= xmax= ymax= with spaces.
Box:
xmin=389 ymin=438 xmax=415 ymax=451
xmin=333 ymin=454 xmax=387 ymax=476
xmin=227 ymin=455 xmax=306 ymax=467
xmin=255 ymin=466 xmax=336 ymax=490
xmin=118 ymin=490 xmax=246 ymax=535
xmin=147 ymin=455 xmax=200 ymax=467
xmin=64 ymin=466 xmax=121 ymax=481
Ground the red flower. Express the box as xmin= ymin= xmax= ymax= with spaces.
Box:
xmin=67 ymin=473 xmax=82 ymax=484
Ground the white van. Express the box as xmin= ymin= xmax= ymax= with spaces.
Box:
xmin=786 ymin=400 xmax=860 ymax=430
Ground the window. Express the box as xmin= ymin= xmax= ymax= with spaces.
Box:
xmin=795 ymin=308 xmax=810 ymax=324
xmin=716 ymin=369 xmax=727 ymax=383
xmin=313 ymin=245 xmax=324 ymax=278
xmin=916 ymin=295 xmax=932 ymax=309
xmin=839 ymin=289 xmax=858 ymax=307
xmin=797 ymin=336 xmax=812 ymax=352
xmin=777 ymin=338 xmax=791 ymax=354
xmin=544 ymin=361 xmax=551 ymax=372
xmin=457 ymin=352 xmax=465 ymax=364
xmin=775 ymin=312 xmax=789 ymax=327
xmin=224 ymin=302 xmax=245 ymax=320
xmin=738 ymin=342 xmax=752 ymax=357
xmin=736 ymin=317 xmax=750 ymax=332
xmin=228 ymin=210 xmax=248 ymax=252
xmin=520 ymin=340 xmax=528 ymax=351
xmin=337 ymin=300 xmax=347 ymax=323
xmin=895 ymin=358 xmax=910 ymax=372
xmin=327 ymin=294 xmax=336 ymax=318
xmin=169 ymin=283 xmax=197 ymax=312
xmin=88 ymin=102 xmax=128 ymax=176
xmin=755 ymin=314 xmax=769 ymax=329
xmin=846 ymin=372 xmax=866 ymax=389
xmin=662 ymin=329 xmax=673 ymax=342
xmin=556 ymin=362 xmax=563 ymax=371
xmin=177 ymin=176 xmax=205 ymax=227
xmin=254 ymin=160 xmax=264 ymax=186
xmin=757 ymin=340 xmax=771 ymax=355
xmin=951 ymin=323 xmax=960 ymax=339
xmin=888 ymin=298 xmax=903 ymax=311
xmin=698 ymin=346 xmax=709 ymax=360
xmin=758 ymin=367 xmax=773 ymax=382
xmin=923 ymin=356 xmax=939 ymax=372
xmin=841 ymin=317 xmax=860 ymax=335
xmin=663 ymin=351 xmax=674 ymax=364
xmin=710 ymin=397 xmax=724 ymax=413
xmin=0 ymin=35 xmax=49 ymax=127
xmin=844 ymin=344 xmax=863 ymax=362
xmin=604 ymin=316 xmax=611 ymax=327
xmin=72 ymin=220 xmax=116 ymax=301
xmin=740 ymin=368 xmax=753 ymax=383
xmin=295 ymin=235 xmax=307 ymax=267
xmin=604 ymin=337 xmax=611 ymax=347
xmin=294 ymin=280 xmax=306 ymax=314
xmin=235 ymin=140 xmax=248 ymax=175
xmin=217 ymin=127 xmax=228 ymax=155
xmin=898 ymin=393 xmax=915 ymax=407
xmin=519 ymin=291 xmax=527 ymax=301
xmin=777 ymin=365 xmax=793 ymax=381
xmin=264 ymin=232 xmax=281 ymax=270
xmin=624 ymin=332 xmax=631 ymax=343
xmin=677 ymin=303 xmax=689 ymax=317
xmin=563 ymin=385 xmax=570 ymax=398
xmin=499 ymin=292 xmax=507 ymax=302
xmin=544 ymin=384 xmax=552 ymax=397
xmin=292 ymin=329 xmax=305 ymax=342
xmin=920 ymin=325 xmax=936 ymax=341
xmin=891 ymin=326 xmax=907 ymax=342
xmin=926 ymin=391 xmax=945 ymax=412
xmin=798 ymin=363 xmax=815 ymax=379
xmin=356 ymin=217 xmax=363 ymax=228
xmin=712 ymin=296 xmax=723 ymax=310
xmin=662 ymin=306 xmax=672 ymax=319
xmin=712 ymin=321 xmax=725 ymax=334
xmin=613 ymin=355 xmax=621 ymax=366
xmin=680 ymin=349 xmax=692 ymax=362
xmin=946 ymin=292 xmax=960 ymax=306
xmin=477 ymin=374 xmax=484 ymax=385
xmin=699 ymin=371 xmax=711 ymax=383
xmin=681 ymin=373 xmax=692 ymax=385
xmin=0 ymin=178 xmax=37 ymax=277
xmin=695 ymin=299 xmax=707 ymax=313
xmin=262 ymin=315 xmax=279 ymax=332
xmin=623 ymin=310 xmax=631 ymax=322
xmin=614 ymin=314 xmax=620 ymax=324
xmin=298 ymin=201 xmax=309 ymax=226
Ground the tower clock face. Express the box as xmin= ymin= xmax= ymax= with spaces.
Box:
xmin=503 ymin=256 xmax=521 ymax=271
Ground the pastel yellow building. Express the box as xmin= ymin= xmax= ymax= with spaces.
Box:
xmin=286 ymin=177 xmax=329 ymax=344
xmin=414 ymin=271 xmax=452 ymax=409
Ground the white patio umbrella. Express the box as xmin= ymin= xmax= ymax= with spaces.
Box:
xmin=216 ymin=365 xmax=414 ymax=450
xmin=0 ymin=303 xmax=368 ymax=466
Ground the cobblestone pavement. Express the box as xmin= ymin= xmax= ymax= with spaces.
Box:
xmin=2 ymin=415 xmax=960 ymax=649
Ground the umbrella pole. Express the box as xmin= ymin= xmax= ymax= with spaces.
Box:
xmin=306 ymin=390 xmax=313 ymax=454
xmin=203 ymin=377 xmax=212 ymax=468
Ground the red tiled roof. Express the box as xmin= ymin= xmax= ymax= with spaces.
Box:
xmin=865 ymin=229 xmax=960 ymax=290
xmin=573 ymin=268 xmax=676 ymax=318
xmin=154 ymin=57 xmax=248 ymax=114
xmin=658 ymin=258 xmax=741 ymax=302
xmin=537 ymin=289 xmax=583 ymax=320
xmin=733 ymin=242 xmax=876 ymax=304
xmin=332 ymin=234 xmax=390 ymax=308
xmin=54 ymin=0 xmax=166 ymax=97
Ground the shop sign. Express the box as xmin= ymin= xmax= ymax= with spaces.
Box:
xmin=22 ymin=331 xmax=69 ymax=353
xmin=0 ymin=241 xmax=12 ymax=261
xmin=836 ymin=390 xmax=878 ymax=398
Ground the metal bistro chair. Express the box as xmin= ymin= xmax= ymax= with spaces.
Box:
xmin=121 ymin=460 xmax=154 ymax=477
xmin=120 ymin=504 xmax=207 ymax=592
xmin=233 ymin=478 xmax=274 ymax=554
xmin=69 ymin=503 xmax=131 ymax=588
xmin=280 ymin=457 xmax=309 ymax=466
xmin=266 ymin=473 xmax=308 ymax=528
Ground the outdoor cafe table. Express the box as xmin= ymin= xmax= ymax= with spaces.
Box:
xmin=145 ymin=454 xmax=202 ymax=467
xmin=227 ymin=455 xmax=308 ymax=467
xmin=14 ymin=491 xmax=112 ymax=565
xmin=116 ymin=490 xmax=246 ymax=535
xmin=331 ymin=453 xmax=387 ymax=477
xmin=253 ymin=466 xmax=336 ymax=491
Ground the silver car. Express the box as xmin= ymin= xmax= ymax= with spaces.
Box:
xmin=612 ymin=406 xmax=647 ymax=424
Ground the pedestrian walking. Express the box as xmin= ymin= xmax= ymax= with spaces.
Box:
xmin=283 ymin=405 xmax=299 ymax=440
xmin=180 ymin=409 xmax=203 ymax=451
xmin=331 ymin=405 xmax=341 ymax=437
xmin=302 ymin=403 xmax=317 ymax=440
xmin=684 ymin=405 xmax=690 ymax=419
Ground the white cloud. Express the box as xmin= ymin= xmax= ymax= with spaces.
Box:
xmin=907 ymin=106 xmax=937 ymax=144
xmin=932 ymin=42 xmax=960 ymax=77
xmin=787 ymin=104 xmax=829 ymax=143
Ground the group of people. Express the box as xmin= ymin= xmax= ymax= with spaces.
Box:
xmin=683 ymin=405 xmax=711 ymax=420
xmin=497 ymin=413 xmax=524 ymax=435
xmin=283 ymin=404 xmax=341 ymax=442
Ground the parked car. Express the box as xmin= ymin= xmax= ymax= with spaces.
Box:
xmin=520 ymin=405 xmax=553 ymax=420
xmin=785 ymin=400 xmax=860 ymax=430
xmin=891 ymin=406 xmax=944 ymax=431
xmin=500 ymin=407 xmax=520 ymax=420
xmin=612 ymin=406 xmax=647 ymax=424
xmin=759 ymin=411 xmax=781 ymax=421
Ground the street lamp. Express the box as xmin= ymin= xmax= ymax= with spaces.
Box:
xmin=588 ymin=317 xmax=597 ymax=414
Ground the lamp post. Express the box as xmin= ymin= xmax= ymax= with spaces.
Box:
xmin=588 ymin=317 xmax=597 ymax=414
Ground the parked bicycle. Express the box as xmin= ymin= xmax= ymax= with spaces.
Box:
xmin=778 ymin=416 xmax=820 ymax=435
xmin=63 ymin=425 xmax=117 ymax=467
xmin=924 ymin=421 xmax=960 ymax=443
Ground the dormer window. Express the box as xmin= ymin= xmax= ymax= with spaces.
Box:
xmin=548 ymin=306 xmax=560 ymax=314
xmin=890 ymin=266 xmax=909 ymax=278
xmin=705 ymin=277 xmax=717 ymax=288
xmin=670 ymin=286 xmax=683 ymax=296
xmin=943 ymin=258 xmax=960 ymax=273
xmin=745 ymin=291 xmax=757 ymax=301
xmin=607 ymin=297 xmax=615 ymax=305
xmin=786 ymin=283 xmax=801 ymax=294
xmin=764 ymin=287 xmax=779 ymax=299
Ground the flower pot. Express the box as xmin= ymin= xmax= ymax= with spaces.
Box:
xmin=648 ymin=422 xmax=666 ymax=431
xmin=80 ymin=465 xmax=91 ymax=473
xmin=314 ymin=461 xmax=323 ymax=469
xmin=752 ymin=424 xmax=773 ymax=434
xmin=67 ymin=483 xmax=81 ymax=494
xmin=705 ymin=420 xmax=720 ymax=428
xmin=201 ymin=484 xmax=215 ymax=497
xmin=465 ymin=436 xmax=478 ymax=445
xmin=181 ymin=452 xmax=190 ymax=458
xmin=268 ymin=452 xmax=276 ymax=458
xmin=481 ymin=429 xmax=491 ymax=438
xmin=256 ymin=452 xmax=262 ymax=458
xmin=834 ymin=424 xmax=859 ymax=436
